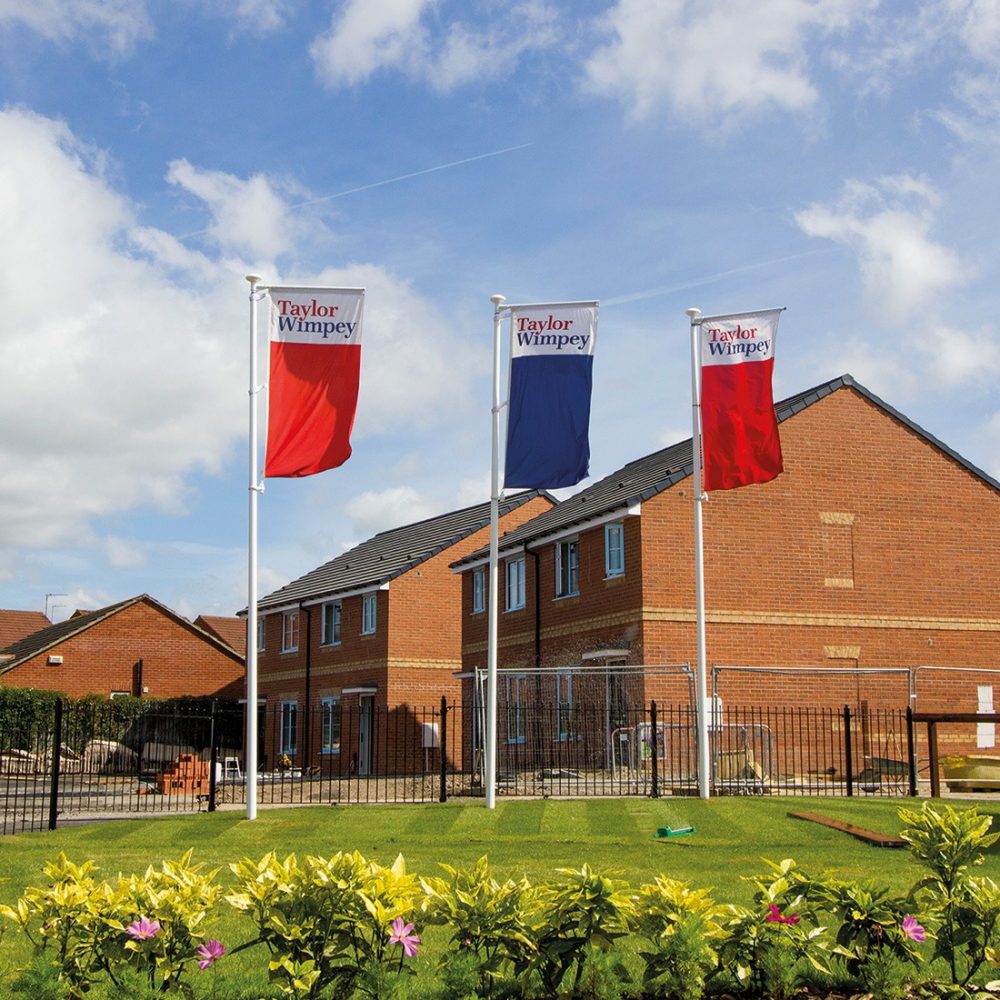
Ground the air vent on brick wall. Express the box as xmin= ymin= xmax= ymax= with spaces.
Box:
xmin=47 ymin=654 xmax=63 ymax=665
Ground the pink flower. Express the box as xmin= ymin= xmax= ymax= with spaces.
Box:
xmin=126 ymin=917 xmax=161 ymax=940
xmin=388 ymin=917 xmax=421 ymax=958
xmin=766 ymin=904 xmax=800 ymax=925
xmin=196 ymin=939 xmax=225 ymax=970
xmin=902 ymin=916 xmax=925 ymax=943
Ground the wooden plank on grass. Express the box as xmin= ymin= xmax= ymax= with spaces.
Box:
xmin=787 ymin=810 xmax=907 ymax=848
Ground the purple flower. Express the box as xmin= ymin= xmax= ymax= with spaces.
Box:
xmin=126 ymin=917 xmax=161 ymax=940
xmin=388 ymin=917 xmax=421 ymax=958
xmin=196 ymin=939 xmax=225 ymax=970
xmin=766 ymin=904 xmax=800 ymax=925
xmin=902 ymin=916 xmax=926 ymax=943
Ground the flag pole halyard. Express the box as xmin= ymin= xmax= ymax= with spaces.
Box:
xmin=687 ymin=307 xmax=711 ymax=800
xmin=245 ymin=273 xmax=264 ymax=820
xmin=485 ymin=293 xmax=506 ymax=810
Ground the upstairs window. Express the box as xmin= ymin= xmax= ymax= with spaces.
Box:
xmin=472 ymin=566 xmax=486 ymax=614
xmin=281 ymin=610 xmax=299 ymax=653
xmin=361 ymin=592 xmax=377 ymax=635
xmin=321 ymin=602 xmax=342 ymax=646
xmin=555 ymin=539 xmax=579 ymax=597
xmin=506 ymin=556 xmax=526 ymax=611
xmin=605 ymin=522 xmax=625 ymax=578
xmin=256 ymin=617 xmax=265 ymax=652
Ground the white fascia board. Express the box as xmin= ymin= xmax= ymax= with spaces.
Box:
xmin=452 ymin=503 xmax=641 ymax=574
xmin=302 ymin=580 xmax=390 ymax=610
xmin=526 ymin=502 xmax=641 ymax=550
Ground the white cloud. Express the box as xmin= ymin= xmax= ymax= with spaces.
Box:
xmin=309 ymin=0 xmax=557 ymax=91
xmin=103 ymin=536 xmax=148 ymax=570
xmin=166 ymin=159 xmax=309 ymax=263
xmin=344 ymin=486 xmax=438 ymax=536
xmin=0 ymin=109 xmax=245 ymax=556
xmin=584 ymin=0 xmax=868 ymax=124
xmin=0 ymin=0 xmax=152 ymax=56
xmin=794 ymin=174 xmax=966 ymax=321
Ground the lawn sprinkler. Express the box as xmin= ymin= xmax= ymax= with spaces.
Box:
xmin=654 ymin=824 xmax=695 ymax=839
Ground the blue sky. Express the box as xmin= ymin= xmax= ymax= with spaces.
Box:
xmin=1 ymin=0 xmax=999 ymax=624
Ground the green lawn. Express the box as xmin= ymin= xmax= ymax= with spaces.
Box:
xmin=2 ymin=796 xmax=998 ymax=997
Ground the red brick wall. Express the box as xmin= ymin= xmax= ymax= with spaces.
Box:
xmin=0 ymin=599 xmax=244 ymax=699
xmin=465 ymin=386 xmax=1000 ymax=726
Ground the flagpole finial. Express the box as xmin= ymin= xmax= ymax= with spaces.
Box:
xmin=246 ymin=273 xmax=263 ymax=286
xmin=687 ymin=307 xmax=701 ymax=319
xmin=490 ymin=293 xmax=506 ymax=306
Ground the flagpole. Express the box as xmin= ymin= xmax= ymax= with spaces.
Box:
xmin=687 ymin=306 xmax=711 ymax=800
xmin=245 ymin=273 xmax=264 ymax=820
xmin=485 ymin=293 xmax=506 ymax=810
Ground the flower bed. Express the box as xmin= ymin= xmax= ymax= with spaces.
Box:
xmin=2 ymin=802 xmax=999 ymax=998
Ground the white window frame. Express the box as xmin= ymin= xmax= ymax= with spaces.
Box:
xmin=280 ymin=700 xmax=298 ymax=755
xmin=256 ymin=616 xmax=265 ymax=652
xmin=604 ymin=522 xmax=625 ymax=578
xmin=556 ymin=671 xmax=576 ymax=741
xmin=505 ymin=674 xmax=528 ymax=745
xmin=472 ymin=566 xmax=486 ymax=614
xmin=281 ymin=610 xmax=299 ymax=653
xmin=555 ymin=538 xmax=580 ymax=597
xmin=361 ymin=592 xmax=377 ymax=635
xmin=505 ymin=556 xmax=526 ymax=611
xmin=320 ymin=696 xmax=341 ymax=754
xmin=321 ymin=601 xmax=342 ymax=646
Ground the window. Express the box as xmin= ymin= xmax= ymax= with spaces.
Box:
xmin=361 ymin=592 xmax=377 ymax=635
xmin=556 ymin=671 xmax=576 ymax=740
xmin=280 ymin=700 xmax=298 ymax=755
xmin=505 ymin=674 xmax=527 ymax=744
xmin=281 ymin=610 xmax=299 ymax=653
xmin=256 ymin=617 xmax=265 ymax=652
xmin=321 ymin=696 xmax=341 ymax=754
xmin=321 ymin=602 xmax=342 ymax=646
xmin=605 ymin=522 xmax=625 ymax=578
xmin=472 ymin=567 xmax=486 ymax=614
xmin=555 ymin=539 xmax=579 ymax=597
xmin=505 ymin=556 xmax=526 ymax=611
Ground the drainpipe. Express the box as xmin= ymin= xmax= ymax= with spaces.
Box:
xmin=302 ymin=605 xmax=312 ymax=763
xmin=530 ymin=547 xmax=543 ymax=771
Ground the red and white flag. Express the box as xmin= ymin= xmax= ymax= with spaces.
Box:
xmin=699 ymin=309 xmax=783 ymax=492
xmin=264 ymin=286 xmax=365 ymax=478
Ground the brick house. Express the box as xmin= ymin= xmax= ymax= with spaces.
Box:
xmin=0 ymin=609 xmax=50 ymax=648
xmin=194 ymin=614 xmax=247 ymax=659
xmin=253 ymin=492 xmax=553 ymax=774
xmin=0 ymin=594 xmax=245 ymax=699
xmin=453 ymin=375 xmax=1000 ymax=768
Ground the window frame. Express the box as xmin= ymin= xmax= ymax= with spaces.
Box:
xmin=604 ymin=522 xmax=625 ymax=578
xmin=505 ymin=555 xmax=526 ymax=611
xmin=555 ymin=670 xmax=576 ymax=741
xmin=256 ymin=616 xmax=265 ymax=652
xmin=281 ymin=610 xmax=299 ymax=653
xmin=320 ymin=696 xmax=341 ymax=755
xmin=555 ymin=538 xmax=580 ymax=597
xmin=505 ymin=674 xmax=528 ymax=745
xmin=472 ymin=566 xmax=486 ymax=614
xmin=321 ymin=601 xmax=342 ymax=646
xmin=280 ymin=700 xmax=298 ymax=755
xmin=361 ymin=592 xmax=377 ymax=635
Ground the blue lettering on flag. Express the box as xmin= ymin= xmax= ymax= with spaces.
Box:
xmin=504 ymin=354 xmax=593 ymax=489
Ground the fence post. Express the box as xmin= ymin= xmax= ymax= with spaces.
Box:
xmin=439 ymin=697 xmax=448 ymax=803
xmin=844 ymin=705 xmax=854 ymax=798
xmin=905 ymin=706 xmax=917 ymax=797
xmin=208 ymin=699 xmax=218 ymax=813
xmin=48 ymin=698 xmax=63 ymax=831
xmin=649 ymin=701 xmax=659 ymax=799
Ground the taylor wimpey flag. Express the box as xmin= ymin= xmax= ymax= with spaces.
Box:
xmin=264 ymin=286 xmax=365 ymax=478
xmin=699 ymin=308 xmax=783 ymax=492
xmin=504 ymin=301 xmax=598 ymax=489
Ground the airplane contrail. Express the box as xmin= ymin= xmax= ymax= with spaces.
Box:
xmin=177 ymin=142 xmax=532 ymax=240
xmin=603 ymin=248 xmax=835 ymax=306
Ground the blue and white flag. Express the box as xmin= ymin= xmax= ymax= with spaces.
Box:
xmin=504 ymin=301 xmax=598 ymax=489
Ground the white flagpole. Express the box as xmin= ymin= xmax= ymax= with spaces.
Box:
xmin=687 ymin=307 xmax=711 ymax=800
xmin=485 ymin=293 xmax=506 ymax=809
xmin=245 ymin=273 xmax=264 ymax=820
